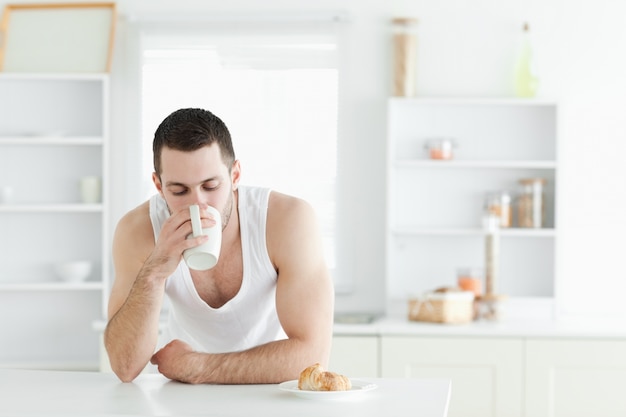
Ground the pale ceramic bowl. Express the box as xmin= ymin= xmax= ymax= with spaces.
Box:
xmin=54 ymin=261 xmax=93 ymax=283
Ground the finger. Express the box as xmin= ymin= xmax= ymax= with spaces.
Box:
xmin=195 ymin=209 xmax=217 ymax=227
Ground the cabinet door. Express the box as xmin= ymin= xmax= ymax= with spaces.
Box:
xmin=329 ymin=335 xmax=379 ymax=377
xmin=381 ymin=336 xmax=523 ymax=417
xmin=525 ymin=339 xmax=626 ymax=417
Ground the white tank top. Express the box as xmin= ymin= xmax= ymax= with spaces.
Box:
xmin=149 ymin=186 xmax=287 ymax=353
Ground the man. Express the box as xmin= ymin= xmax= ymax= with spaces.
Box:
xmin=104 ymin=108 xmax=334 ymax=384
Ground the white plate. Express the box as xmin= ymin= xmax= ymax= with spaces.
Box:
xmin=278 ymin=379 xmax=378 ymax=400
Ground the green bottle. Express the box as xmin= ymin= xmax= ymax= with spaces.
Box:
xmin=514 ymin=22 xmax=539 ymax=97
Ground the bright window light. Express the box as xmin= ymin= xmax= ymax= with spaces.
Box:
xmin=140 ymin=30 xmax=339 ymax=271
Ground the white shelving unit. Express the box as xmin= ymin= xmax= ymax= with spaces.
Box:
xmin=0 ymin=73 xmax=109 ymax=369
xmin=386 ymin=97 xmax=558 ymax=311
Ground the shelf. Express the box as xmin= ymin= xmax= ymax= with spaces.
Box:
xmin=0 ymin=282 xmax=104 ymax=291
xmin=0 ymin=204 xmax=103 ymax=213
xmin=394 ymin=159 xmax=557 ymax=169
xmin=0 ymin=72 xmax=108 ymax=81
xmin=387 ymin=98 xmax=558 ymax=304
xmin=0 ymin=136 xmax=103 ymax=145
xmin=0 ymin=72 xmax=109 ymax=370
xmin=389 ymin=97 xmax=558 ymax=106
xmin=391 ymin=227 xmax=557 ymax=237
xmin=0 ymin=360 xmax=99 ymax=371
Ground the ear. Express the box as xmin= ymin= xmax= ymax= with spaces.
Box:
xmin=231 ymin=160 xmax=241 ymax=191
xmin=152 ymin=172 xmax=164 ymax=197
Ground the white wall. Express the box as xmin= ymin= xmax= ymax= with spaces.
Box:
xmin=5 ymin=0 xmax=625 ymax=318
xmin=87 ymin=0 xmax=626 ymax=317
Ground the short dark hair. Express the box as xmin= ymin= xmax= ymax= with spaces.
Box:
xmin=153 ymin=108 xmax=236 ymax=176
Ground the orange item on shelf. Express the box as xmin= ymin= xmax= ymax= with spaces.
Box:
xmin=429 ymin=148 xmax=451 ymax=160
xmin=424 ymin=138 xmax=455 ymax=160
xmin=456 ymin=268 xmax=483 ymax=296
xmin=457 ymin=277 xmax=482 ymax=296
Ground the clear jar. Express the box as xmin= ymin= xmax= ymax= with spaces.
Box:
xmin=484 ymin=191 xmax=513 ymax=228
xmin=516 ymin=178 xmax=546 ymax=228
xmin=457 ymin=267 xmax=483 ymax=296
xmin=424 ymin=138 xmax=455 ymax=160
xmin=478 ymin=294 xmax=508 ymax=321
xmin=391 ymin=17 xmax=418 ymax=97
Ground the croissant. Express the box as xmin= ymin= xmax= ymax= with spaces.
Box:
xmin=297 ymin=363 xmax=352 ymax=391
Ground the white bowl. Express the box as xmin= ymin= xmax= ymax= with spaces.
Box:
xmin=54 ymin=261 xmax=93 ymax=283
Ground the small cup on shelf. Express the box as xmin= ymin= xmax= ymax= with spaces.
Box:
xmin=457 ymin=267 xmax=483 ymax=297
xmin=424 ymin=138 xmax=456 ymax=160
xmin=79 ymin=176 xmax=101 ymax=204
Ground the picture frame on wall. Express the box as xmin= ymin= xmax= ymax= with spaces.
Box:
xmin=0 ymin=2 xmax=116 ymax=73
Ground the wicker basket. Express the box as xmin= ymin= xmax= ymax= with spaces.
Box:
xmin=408 ymin=291 xmax=474 ymax=324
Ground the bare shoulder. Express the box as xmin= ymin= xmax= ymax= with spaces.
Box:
xmin=113 ymin=200 xmax=154 ymax=262
xmin=266 ymin=191 xmax=323 ymax=266
xmin=266 ymin=190 xmax=317 ymax=230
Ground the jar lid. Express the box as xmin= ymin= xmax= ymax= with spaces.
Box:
xmin=391 ymin=17 xmax=418 ymax=26
xmin=457 ymin=267 xmax=483 ymax=277
xmin=423 ymin=137 xmax=456 ymax=147
xmin=519 ymin=178 xmax=547 ymax=185
xmin=477 ymin=293 xmax=509 ymax=301
xmin=486 ymin=190 xmax=512 ymax=199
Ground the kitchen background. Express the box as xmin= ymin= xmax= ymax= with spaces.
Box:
xmin=1 ymin=0 xmax=626 ymax=371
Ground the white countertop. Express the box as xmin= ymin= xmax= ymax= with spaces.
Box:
xmin=0 ymin=369 xmax=451 ymax=417
xmin=331 ymin=297 xmax=626 ymax=339
xmin=333 ymin=315 xmax=626 ymax=339
xmin=334 ymin=318 xmax=626 ymax=339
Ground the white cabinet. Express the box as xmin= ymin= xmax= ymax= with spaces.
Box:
xmin=386 ymin=98 xmax=558 ymax=305
xmin=0 ymin=74 xmax=109 ymax=369
xmin=381 ymin=336 xmax=523 ymax=417
xmin=329 ymin=335 xmax=379 ymax=377
xmin=525 ymin=339 xmax=626 ymax=417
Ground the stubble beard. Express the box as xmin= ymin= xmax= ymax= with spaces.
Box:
xmin=220 ymin=189 xmax=234 ymax=232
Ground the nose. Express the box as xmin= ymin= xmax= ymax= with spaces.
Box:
xmin=187 ymin=189 xmax=210 ymax=209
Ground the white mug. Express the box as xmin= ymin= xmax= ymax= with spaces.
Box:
xmin=80 ymin=176 xmax=101 ymax=204
xmin=183 ymin=205 xmax=222 ymax=270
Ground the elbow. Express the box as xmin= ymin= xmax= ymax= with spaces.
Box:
xmin=110 ymin=361 xmax=143 ymax=383
xmin=117 ymin=372 xmax=140 ymax=384
xmin=104 ymin=336 xmax=145 ymax=383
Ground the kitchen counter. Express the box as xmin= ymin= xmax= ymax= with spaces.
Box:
xmin=335 ymin=317 xmax=626 ymax=339
xmin=0 ymin=369 xmax=451 ymax=417
xmin=334 ymin=308 xmax=626 ymax=339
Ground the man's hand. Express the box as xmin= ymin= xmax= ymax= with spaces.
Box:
xmin=146 ymin=207 xmax=208 ymax=279
xmin=151 ymin=339 xmax=205 ymax=384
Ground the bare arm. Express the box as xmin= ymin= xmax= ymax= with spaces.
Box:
xmin=150 ymin=194 xmax=334 ymax=384
xmin=104 ymin=203 xmax=207 ymax=382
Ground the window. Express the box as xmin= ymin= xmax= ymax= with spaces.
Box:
xmin=139 ymin=21 xmax=342 ymax=284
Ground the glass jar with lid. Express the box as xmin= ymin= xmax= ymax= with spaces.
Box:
xmin=484 ymin=191 xmax=513 ymax=228
xmin=424 ymin=137 xmax=456 ymax=160
xmin=516 ymin=178 xmax=546 ymax=228
xmin=391 ymin=17 xmax=418 ymax=97
xmin=457 ymin=267 xmax=483 ymax=296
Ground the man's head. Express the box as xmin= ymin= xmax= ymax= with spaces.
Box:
xmin=151 ymin=108 xmax=240 ymax=227
xmin=153 ymin=108 xmax=236 ymax=178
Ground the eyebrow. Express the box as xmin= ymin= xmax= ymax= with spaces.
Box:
xmin=165 ymin=177 xmax=222 ymax=188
